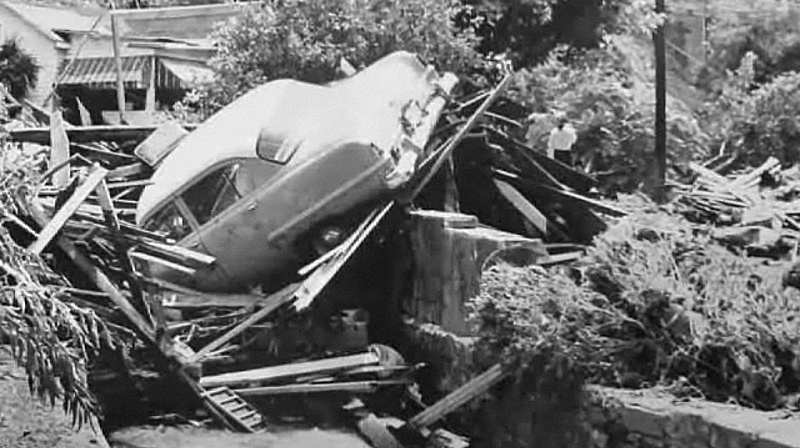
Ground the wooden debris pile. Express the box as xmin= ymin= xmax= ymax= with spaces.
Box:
xmin=1 ymin=70 xmax=626 ymax=447
xmin=671 ymin=156 xmax=800 ymax=256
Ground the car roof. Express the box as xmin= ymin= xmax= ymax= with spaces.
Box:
xmin=136 ymin=51 xmax=444 ymax=224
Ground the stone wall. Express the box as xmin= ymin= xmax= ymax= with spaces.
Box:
xmin=586 ymin=387 xmax=800 ymax=448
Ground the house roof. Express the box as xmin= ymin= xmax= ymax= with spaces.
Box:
xmin=0 ymin=0 xmax=102 ymax=43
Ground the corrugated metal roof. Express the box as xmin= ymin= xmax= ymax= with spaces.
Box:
xmin=57 ymin=56 xmax=211 ymax=90
xmin=58 ymin=56 xmax=150 ymax=89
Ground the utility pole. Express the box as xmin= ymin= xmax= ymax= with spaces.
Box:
xmin=654 ymin=0 xmax=667 ymax=203
xmin=110 ymin=10 xmax=127 ymax=124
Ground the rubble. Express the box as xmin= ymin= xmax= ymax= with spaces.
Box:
xmin=1 ymin=51 xmax=637 ymax=447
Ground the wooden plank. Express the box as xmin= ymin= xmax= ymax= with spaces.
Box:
xmin=411 ymin=69 xmax=513 ymax=199
xmin=190 ymin=283 xmax=300 ymax=363
xmin=199 ymin=352 xmax=380 ymax=388
xmin=161 ymin=290 xmax=265 ymax=309
xmin=8 ymin=124 xmax=197 ymax=144
xmin=49 ymin=109 xmax=71 ymax=188
xmin=408 ymin=363 xmax=507 ymax=429
xmin=130 ymin=251 xmax=197 ymax=276
xmin=136 ymin=240 xmax=216 ymax=267
xmin=108 ymin=162 xmax=148 ymax=180
xmin=496 ymin=170 xmax=627 ymax=217
xmin=489 ymin=129 xmax=597 ymax=193
xmin=538 ymin=251 xmax=584 ymax=266
xmin=494 ymin=179 xmax=550 ymax=235
xmin=293 ymin=202 xmax=393 ymax=310
xmin=26 ymin=199 xmax=157 ymax=344
xmin=107 ymin=179 xmax=153 ymax=189
xmin=234 ymin=380 xmax=407 ymax=396
xmin=28 ymin=165 xmax=108 ymax=255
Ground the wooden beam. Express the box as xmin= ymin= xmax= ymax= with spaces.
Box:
xmin=494 ymin=179 xmax=550 ymax=235
xmin=8 ymin=125 xmax=197 ymax=145
xmin=234 ymin=379 xmax=408 ymax=396
xmin=407 ymin=363 xmax=507 ymax=430
xmin=199 ymin=352 xmax=380 ymax=388
xmin=161 ymin=290 xmax=265 ymax=309
xmin=293 ymin=202 xmax=393 ymax=310
xmin=49 ymin=109 xmax=71 ymax=188
xmin=411 ymin=68 xmax=513 ymax=199
xmin=26 ymin=199 xmax=157 ymax=344
xmin=136 ymin=240 xmax=215 ymax=267
xmin=190 ymin=282 xmax=299 ymax=363
xmin=129 ymin=251 xmax=197 ymax=276
xmin=28 ymin=165 xmax=108 ymax=255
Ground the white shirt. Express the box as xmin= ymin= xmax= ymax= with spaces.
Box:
xmin=547 ymin=124 xmax=577 ymax=158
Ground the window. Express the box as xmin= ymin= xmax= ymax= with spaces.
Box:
xmin=180 ymin=159 xmax=279 ymax=226
xmin=256 ymin=127 xmax=301 ymax=164
xmin=144 ymin=202 xmax=192 ymax=241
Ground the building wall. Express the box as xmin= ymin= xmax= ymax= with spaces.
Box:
xmin=0 ymin=3 xmax=63 ymax=106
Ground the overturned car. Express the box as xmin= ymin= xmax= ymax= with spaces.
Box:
xmin=135 ymin=52 xmax=457 ymax=292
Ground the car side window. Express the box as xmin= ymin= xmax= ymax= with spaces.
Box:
xmin=144 ymin=201 xmax=192 ymax=241
xmin=182 ymin=164 xmax=242 ymax=226
xmin=179 ymin=159 xmax=279 ymax=226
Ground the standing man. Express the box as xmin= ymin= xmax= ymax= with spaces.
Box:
xmin=547 ymin=116 xmax=577 ymax=166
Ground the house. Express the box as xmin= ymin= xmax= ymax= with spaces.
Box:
xmin=54 ymin=3 xmax=245 ymax=125
xmin=0 ymin=0 xmax=102 ymax=107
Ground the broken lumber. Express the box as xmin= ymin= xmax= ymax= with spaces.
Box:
xmin=26 ymin=198 xmax=157 ymax=344
xmin=8 ymin=124 xmax=197 ymax=144
xmin=190 ymin=282 xmax=300 ymax=363
xmin=28 ymin=165 xmax=108 ymax=255
xmin=161 ymin=290 xmax=265 ymax=309
xmin=199 ymin=351 xmax=381 ymax=388
xmin=133 ymin=121 xmax=188 ymax=166
xmin=49 ymin=109 xmax=71 ymax=188
xmin=293 ymin=202 xmax=393 ymax=310
xmin=234 ymin=379 xmax=408 ymax=396
xmin=408 ymin=363 xmax=506 ymax=429
xmin=494 ymin=179 xmax=550 ymax=235
xmin=411 ymin=66 xmax=513 ymax=199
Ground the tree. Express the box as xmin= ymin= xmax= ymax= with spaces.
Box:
xmin=0 ymin=39 xmax=39 ymax=100
xmin=459 ymin=0 xmax=662 ymax=68
xmin=207 ymin=0 xmax=481 ymax=108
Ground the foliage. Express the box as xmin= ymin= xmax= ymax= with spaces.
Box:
xmin=459 ymin=0 xmax=662 ymax=68
xmin=0 ymin=146 xmax=115 ymax=427
xmin=206 ymin=0 xmax=481 ymax=109
xmin=697 ymin=3 xmax=800 ymax=93
xmin=508 ymin=44 xmax=708 ymax=194
xmin=699 ymin=64 xmax=800 ymax=168
xmin=470 ymin=211 xmax=800 ymax=410
xmin=0 ymin=40 xmax=39 ymax=100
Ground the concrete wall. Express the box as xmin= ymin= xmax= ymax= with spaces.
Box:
xmin=0 ymin=3 xmax=62 ymax=106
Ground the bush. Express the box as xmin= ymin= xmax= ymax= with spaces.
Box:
xmin=0 ymin=145 xmax=115 ymax=426
xmin=470 ymin=211 xmax=800 ymax=410
xmin=0 ymin=39 xmax=39 ymax=100
xmin=701 ymin=67 xmax=800 ymax=168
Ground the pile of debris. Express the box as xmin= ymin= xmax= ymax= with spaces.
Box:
xmin=672 ymin=156 xmax=800 ymax=256
xmin=1 ymin=52 xmax=625 ymax=447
